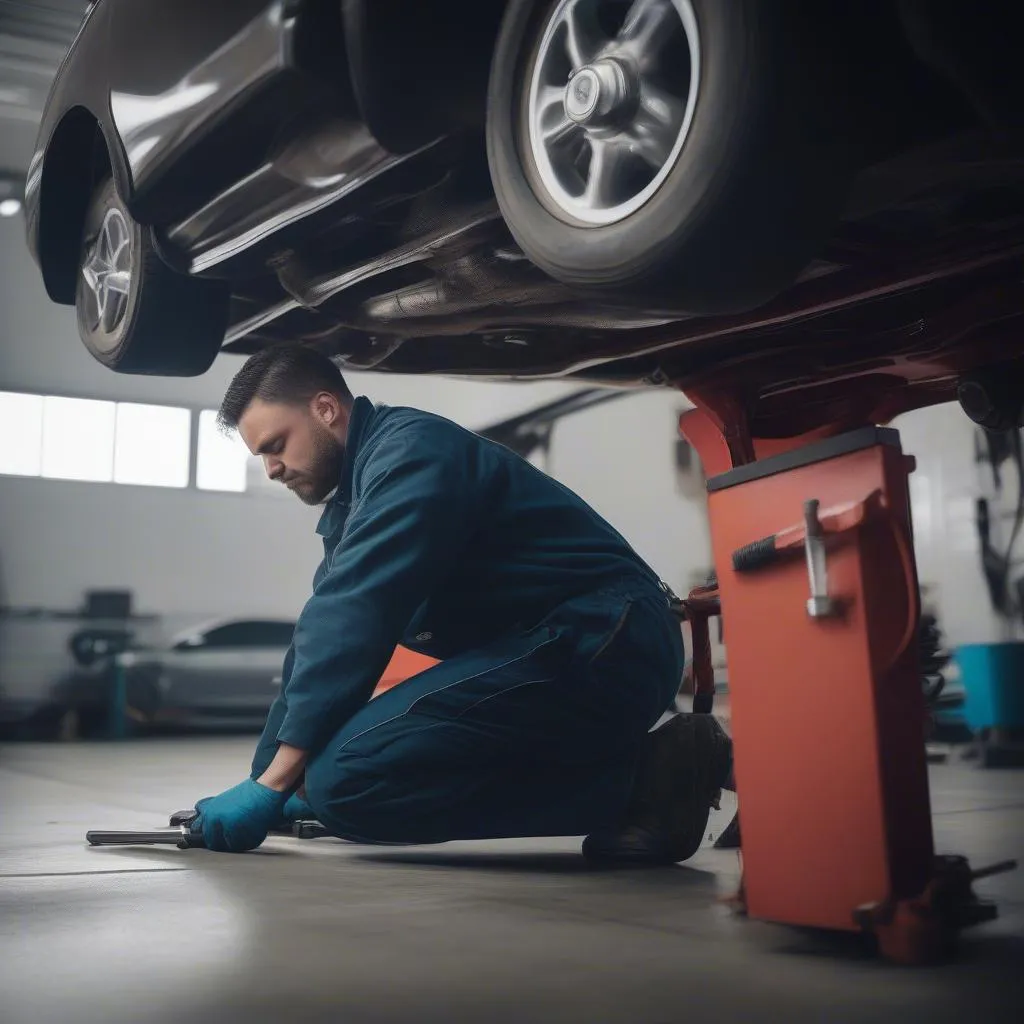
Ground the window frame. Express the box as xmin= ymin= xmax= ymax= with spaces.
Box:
xmin=0 ymin=388 xmax=288 ymax=500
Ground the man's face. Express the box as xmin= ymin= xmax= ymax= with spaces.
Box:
xmin=237 ymin=396 xmax=347 ymax=506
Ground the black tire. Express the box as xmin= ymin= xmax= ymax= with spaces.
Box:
xmin=75 ymin=177 xmax=229 ymax=375
xmin=486 ymin=0 xmax=855 ymax=315
xmin=30 ymin=705 xmax=82 ymax=742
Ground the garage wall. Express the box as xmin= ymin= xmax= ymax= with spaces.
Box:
xmin=546 ymin=389 xmax=711 ymax=595
xmin=896 ymin=403 xmax=1018 ymax=646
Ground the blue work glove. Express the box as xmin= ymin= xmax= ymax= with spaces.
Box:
xmin=191 ymin=779 xmax=287 ymax=853
xmin=282 ymin=791 xmax=315 ymax=822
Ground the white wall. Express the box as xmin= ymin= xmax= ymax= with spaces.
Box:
xmin=896 ymin=403 xmax=1018 ymax=646
xmin=545 ymin=389 xmax=710 ymax=596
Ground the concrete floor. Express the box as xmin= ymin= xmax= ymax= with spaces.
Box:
xmin=1 ymin=738 xmax=1020 ymax=1024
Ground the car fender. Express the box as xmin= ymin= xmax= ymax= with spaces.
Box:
xmin=25 ymin=0 xmax=133 ymax=304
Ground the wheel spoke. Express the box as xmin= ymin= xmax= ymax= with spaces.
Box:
xmin=81 ymin=262 xmax=99 ymax=293
xmin=638 ymin=80 xmax=684 ymax=131
xmin=543 ymin=116 xmax=579 ymax=148
xmin=625 ymin=120 xmax=673 ymax=171
xmin=619 ymin=0 xmax=678 ymax=63
xmin=110 ymin=230 xmax=130 ymax=266
xmin=104 ymin=270 xmax=131 ymax=297
xmin=101 ymin=218 xmax=119 ymax=262
xmin=81 ymin=209 xmax=133 ymax=334
xmin=562 ymin=0 xmax=605 ymax=68
xmin=535 ymin=82 xmax=580 ymax=150
xmin=582 ymin=140 xmax=627 ymax=209
xmin=631 ymin=80 xmax=685 ymax=169
xmin=536 ymin=84 xmax=566 ymax=120
xmin=100 ymin=292 xmax=120 ymax=335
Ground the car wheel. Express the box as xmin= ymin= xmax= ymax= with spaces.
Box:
xmin=75 ymin=178 xmax=230 ymax=375
xmin=487 ymin=0 xmax=853 ymax=314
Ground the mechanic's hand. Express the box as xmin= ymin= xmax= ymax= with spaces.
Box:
xmin=282 ymin=791 xmax=315 ymax=823
xmin=191 ymin=779 xmax=287 ymax=853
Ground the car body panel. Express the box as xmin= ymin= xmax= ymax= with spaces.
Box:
xmin=155 ymin=645 xmax=286 ymax=715
xmin=24 ymin=0 xmax=117 ymax=291
xmin=107 ymin=0 xmax=293 ymax=202
xmin=164 ymin=123 xmax=442 ymax=276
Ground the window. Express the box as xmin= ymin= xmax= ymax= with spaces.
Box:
xmin=1 ymin=392 xmax=302 ymax=497
xmin=113 ymin=402 xmax=190 ymax=488
xmin=244 ymin=451 xmax=291 ymax=499
xmin=0 ymin=392 xmax=44 ymax=476
xmin=195 ymin=409 xmax=288 ymax=498
xmin=1 ymin=392 xmax=194 ymax=488
xmin=41 ymin=396 xmax=116 ymax=482
xmin=196 ymin=409 xmax=248 ymax=492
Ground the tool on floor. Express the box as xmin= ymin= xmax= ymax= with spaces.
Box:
xmin=85 ymin=809 xmax=331 ymax=848
xmin=87 ymin=826 xmax=202 ymax=849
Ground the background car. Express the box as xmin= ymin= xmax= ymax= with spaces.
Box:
xmin=5 ymin=617 xmax=437 ymax=739
xmin=115 ymin=617 xmax=299 ymax=733
xmin=21 ymin=1 xmax=1024 ymax=440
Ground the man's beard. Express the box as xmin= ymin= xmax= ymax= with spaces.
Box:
xmin=295 ymin=424 xmax=345 ymax=506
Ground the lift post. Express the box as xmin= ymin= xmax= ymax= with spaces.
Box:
xmin=679 ymin=401 xmax=1015 ymax=963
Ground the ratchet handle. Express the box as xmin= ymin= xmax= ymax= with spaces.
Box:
xmin=86 ymin=827 xmax=205 ymax=850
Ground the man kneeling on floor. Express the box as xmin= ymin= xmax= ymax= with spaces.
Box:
xmin=191 ymin=343 xmax=733 ymax=864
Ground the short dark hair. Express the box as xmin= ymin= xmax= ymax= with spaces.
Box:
xmin=218 ymin=344 xmax=353 ymax=431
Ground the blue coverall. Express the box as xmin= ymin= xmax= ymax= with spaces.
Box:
xmin=251 ymin=396 xmax=685 ymax=843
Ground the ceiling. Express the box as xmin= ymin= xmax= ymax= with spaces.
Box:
xmin=0 ymin=0 xmax=88 ymax=175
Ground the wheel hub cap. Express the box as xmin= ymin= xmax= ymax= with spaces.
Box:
xmin=81 ymin=207 xmax=132 ymax=335
xmin=564 ymin=60 xmax=636 ymax=126
xmin=525 ymin=0 xmax=701 ymax=226
xmin=565 ymin=67 xmax=601 ymax=122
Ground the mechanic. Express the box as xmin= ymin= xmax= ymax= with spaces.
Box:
xmin=192 ymin=343 xmax=733 ymax=865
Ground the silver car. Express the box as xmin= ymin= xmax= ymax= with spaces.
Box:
xmin=116 ymin=618 xmax=295 ymax=732
xmin=0 ymin=617 xmax=294 ymax=740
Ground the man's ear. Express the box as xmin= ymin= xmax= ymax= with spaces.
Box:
xmin=312 ymin=392 xmax=338 ymax=425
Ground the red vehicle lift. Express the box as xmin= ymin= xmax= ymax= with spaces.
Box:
xmin=675 ymin=366 xmax=1018 ymax=964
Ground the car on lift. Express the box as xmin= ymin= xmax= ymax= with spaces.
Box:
xmin=23 ymin=0 xmax=1024 ymax=435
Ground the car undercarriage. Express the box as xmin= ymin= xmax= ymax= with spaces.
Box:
xmin=210 ymin=126 xmax=1024 ymax=441
xmin=24 ymin=0 xmax=1024 ymax=440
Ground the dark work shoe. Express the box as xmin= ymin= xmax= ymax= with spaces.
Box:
xmin=583 ymin=714 xmax=733 ymax=867
xmin=713 ymin=811 xmax=742 ymax=850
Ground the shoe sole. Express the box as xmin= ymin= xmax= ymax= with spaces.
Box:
xmin=583 ymin=714 xmax=733 ymax=866
xmin=664 ymin=714 xmax=732 ymax=863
